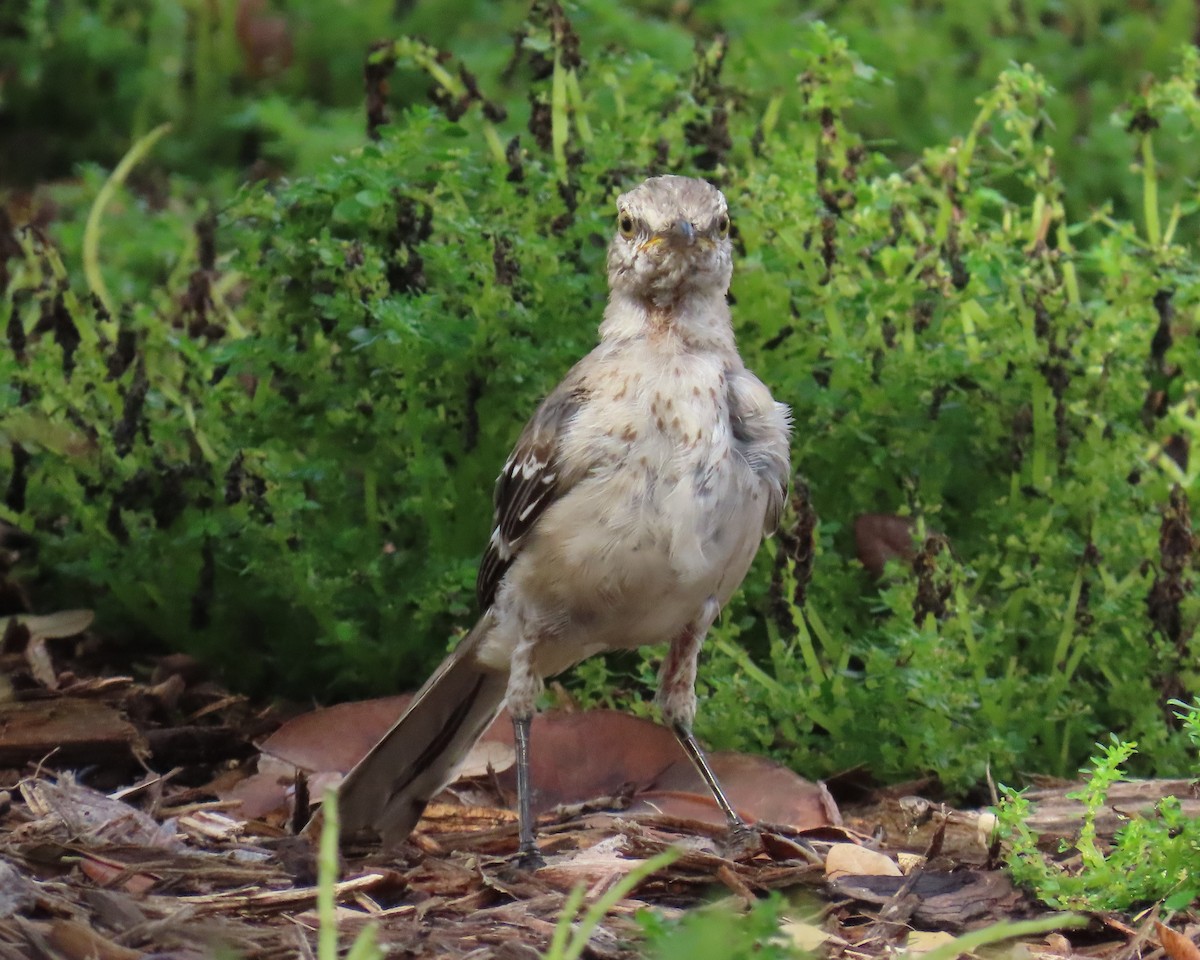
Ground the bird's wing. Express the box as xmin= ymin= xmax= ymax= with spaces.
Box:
xmin=476 ymin=371 xmax=591 ymax=609
xmin=728 ymin=369 xmax=793 ymax=535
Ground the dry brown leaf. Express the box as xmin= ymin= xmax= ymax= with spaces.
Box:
xmin=488 ymin=709 xmax=682 ymax=813
xmin=265 ymin=701 xmax=826 ymax=830
xmin=225 ymin=767 xmax=294 ymax=820
xmin=1156 ymin=921 xmax=1200 ymax=960
xmin=1039 ymin=932 xmax=1075 ymax=956
xmin=257 ymin=694 xmax=413 ymax=774
xmin=855 ymin=514 xmax=917 ymax=577
xmin=630 ymin=751 xmax=833 ymax=829
xmin=456 ymin=739 xmax=516 ymax=778
xmin=824 ymin=842 xmax=902 ymax=879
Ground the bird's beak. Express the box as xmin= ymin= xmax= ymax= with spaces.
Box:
xmin=639 ymin=219 xmax=701 ymax=255
xmin=666 ymin=218 xmax=696 ymax=247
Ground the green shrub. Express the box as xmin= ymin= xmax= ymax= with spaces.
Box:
xmin=996 ymin=700 xmax=1200 ymax=911
xmin=1 ymin=6 xmax=1197 ymax=787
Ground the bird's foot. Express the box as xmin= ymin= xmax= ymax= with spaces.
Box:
xmin=515 ymin=842 xmax=546 ymax=871
xmin=721 ymin=822 xmax=763 ymax=861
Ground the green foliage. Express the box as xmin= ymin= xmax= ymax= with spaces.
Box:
xmin=794 ymin=0 xmax=1199 ymax=230
xmin=543 ymin=849 xmax=681 ymax=960
xmin=637 ymin=894 xmax=809 ymax=960
xmin=1 ymin=3 xmax=1199 ymax=790
xmin=5 ymin=0 xmax=1199 ymax=216
xmin=637 ymin=894 xmax=1082 ymax=960
xmin=0 ymin=0 xmax=483 ymax=183
xmin=996 ymin=701 xmax=1200 ymax=911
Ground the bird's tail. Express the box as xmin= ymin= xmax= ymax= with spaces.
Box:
xmin=334 ymin=614 xmax=509 ymax=847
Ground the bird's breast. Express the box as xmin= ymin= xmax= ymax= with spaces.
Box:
xmin=516 ymin=349 xmax=764 ymax=633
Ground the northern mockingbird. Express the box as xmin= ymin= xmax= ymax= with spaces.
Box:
xmin=336 ymin=175 xmax=792 ymax=860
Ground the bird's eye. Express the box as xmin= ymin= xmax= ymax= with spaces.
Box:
xmin=618 ymin=214 xmax=636 ymax=238
xmin=717 ymin=215 xmax=730 ymax=238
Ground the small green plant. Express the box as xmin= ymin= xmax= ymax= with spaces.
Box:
xmin=997 ymin=700 xmax=1200 ymax=911
xmin=542 ymin=848 xmax=680 ymax=960
xmin=317 ymin=786 xmax=382 ymax=960
xmin=637 ymin=893 xmax=810 ymax=960
xmin=636 ymin=891 xmax=1083 ymax=960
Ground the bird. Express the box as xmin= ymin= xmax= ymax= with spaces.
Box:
xmin=334 ymin=175 xmax=792 ymax=861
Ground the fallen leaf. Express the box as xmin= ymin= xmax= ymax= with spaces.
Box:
xmin=1157 ymin=921 xmax=1200 ymax=960
xmin=829 ymin=869 xmax=1020 ymax=928
xmin=761 ymin=832 xmax=821 ymax=862
xmin=855 ymin=513 xmax=917 ymax=577
xmin=225 ymin=767 xmax=295 ymax=820
xmin=824 ymin=842 xmax=902 ymax=879
xmin=630 ymin=751 xmax=833 ymax=829
xmin=257 ymin=694 xmax=413 ymax=774
xmin=491 ymin=710 xmax=683 ymax=814
xmin=263 ymin=701 xmax=830 ymax=829
xmin=454 ymin=738 xmax=516 ymax=779
xmin=0 ymin=609 xmax=94 ymax=640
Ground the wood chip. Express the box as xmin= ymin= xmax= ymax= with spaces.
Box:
xmin=0 ymin=698 xmax=145 ymax=766
xmin=46 ymin=919 xmax=141 ymax=960
xmin=177 ymin=873 xmax=386 ymax=913
xmin=21 ymin=776 xmax=180 ymax=849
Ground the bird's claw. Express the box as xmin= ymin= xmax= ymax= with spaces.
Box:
xmin=722 ymin=822 xmax=762 ymax=860
xmin=515 ymin=843 xmax=546 ymax=871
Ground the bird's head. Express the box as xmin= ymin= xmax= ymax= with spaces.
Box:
xmin=606 ymin=176 xmax=732 ymax=307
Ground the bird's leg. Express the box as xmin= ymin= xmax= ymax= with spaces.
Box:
xmin=657 ymin=597 xmax=752 ymax=842
xmin=511 ymin=712 xmax=543 ymax=864
xmin=507 ymin=636 xmax=544 ymax=866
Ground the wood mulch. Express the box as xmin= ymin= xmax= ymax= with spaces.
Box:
xmin=0 ymin=606 xmax=1197 ymax=959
